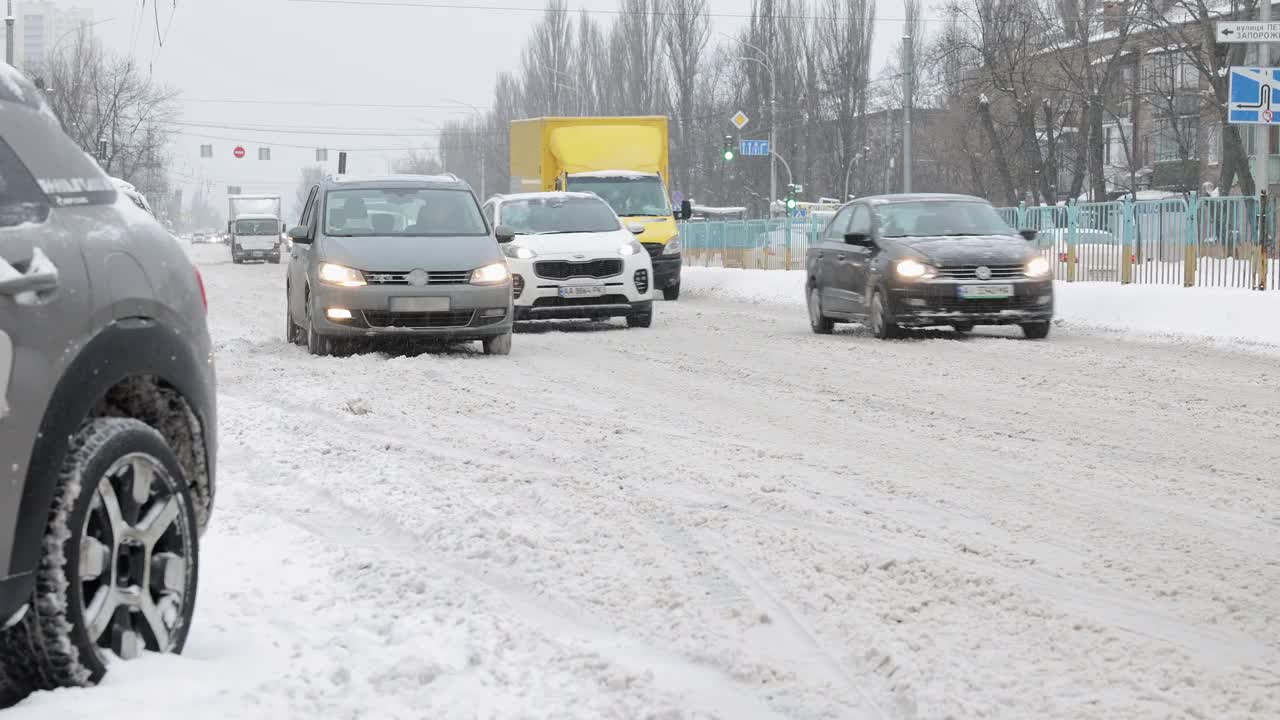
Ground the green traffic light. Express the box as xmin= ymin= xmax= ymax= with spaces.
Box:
xmin=723 ymin=150 xmax=734 ymax=161
xmin=786 ymin=199 xmax=797 ymax=209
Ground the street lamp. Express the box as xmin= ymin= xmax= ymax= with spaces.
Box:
xmin=844 ymin=146 xmax=872 ymax=201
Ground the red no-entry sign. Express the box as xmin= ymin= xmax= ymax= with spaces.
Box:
xmin=233 ymin=146 xmax=246 ymax=159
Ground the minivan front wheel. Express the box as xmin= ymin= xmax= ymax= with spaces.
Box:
xmin=483 ymin=332 xmax=512 ymax=356
xmin=305 ymin=299 xmax=336 ymax=356
xmin=0 ymin=419 xmax=199 ymax=701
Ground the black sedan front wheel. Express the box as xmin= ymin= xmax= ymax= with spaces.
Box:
xmin=869 ymin=290 xmax=901 ymax=340
xmin=1021 ymin=321 xmax=1051 ymax=340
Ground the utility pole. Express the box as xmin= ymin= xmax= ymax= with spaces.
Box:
xmin=5 ymin=1 xmax=15 ymax=67
xmin=1257 ymin=1 xmax=1271 ymax=197
xmin=902 ymin=29 xmax=914 ymax=194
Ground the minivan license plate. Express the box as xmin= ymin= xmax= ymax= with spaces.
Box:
xmin=958 ymin=284 xmax=1013 ymax=299
xmin=390 ymin=296 xmax=450 ymax=312
xmin=559 ymin=285 xmax=607 ymax=298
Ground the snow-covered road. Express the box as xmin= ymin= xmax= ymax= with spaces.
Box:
xmin=16 ymin=245 xmax=1280 ymax=719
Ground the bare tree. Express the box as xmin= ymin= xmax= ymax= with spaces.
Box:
xmin=611 ymin=0 xmax=666 ymax=114
xmin=42 ymin=29 xmax=178 ymax=200
xmin=663 ymin=0 xmax=710 ymax=196
xmin=394 ymin=149 xmax=444 ymax=175
xmin=816 ymin=0 xmax=876 ymax=200
xmin=1137 ymin=0 xmax=1257 ymax=195
xmin=520 ymin=0 xmax=575 ymax=116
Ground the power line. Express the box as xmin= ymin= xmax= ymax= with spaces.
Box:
xmin=166 ymin=120 xmax=440 ymax=136
xmin=170 ymin=129 xmax=435 ymax=153
xmin=180 ymin=97 xmax=492 ymax=110
xmin=285 ymin=0 xmax=928 ymax=22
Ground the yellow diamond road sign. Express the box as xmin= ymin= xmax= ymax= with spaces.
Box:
xmin=731 ymin=111 xmax=750 ymax=130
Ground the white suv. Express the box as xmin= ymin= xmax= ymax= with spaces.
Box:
xmin=483 ymin=192 xmax=654 ymax=328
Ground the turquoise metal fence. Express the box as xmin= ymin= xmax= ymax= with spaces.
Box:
xmin=998 ymin=194 xmax=1278 ymax=289
xmin=679 ymin=217 xmax=826 ymax=271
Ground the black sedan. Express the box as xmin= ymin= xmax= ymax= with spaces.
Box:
xmin=805 ymin=194 xmax=1054 ymax=339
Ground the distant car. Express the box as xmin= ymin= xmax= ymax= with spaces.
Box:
xmin=806 ymin=193 xmax=1054 ymax=339
xmin=482 ymin=192 xmax=654 ymax=327
xmin=0 ymin=67 xmax=215 ymax=705
xmin=231 ymin=215 xmax=283 ymax=264
xmin=285 ymin=174 xmax=514 ymax=356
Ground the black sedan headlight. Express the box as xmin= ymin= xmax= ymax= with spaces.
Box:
xmin=895 ymin=259 xmax=939 ymax=280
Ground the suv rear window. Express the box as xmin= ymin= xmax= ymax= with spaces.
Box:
xmin=0 ymin=137 xmax=50 ymax=228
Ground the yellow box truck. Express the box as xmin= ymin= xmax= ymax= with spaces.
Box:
xmin=510 ymin=116 xmax=689 ymax=300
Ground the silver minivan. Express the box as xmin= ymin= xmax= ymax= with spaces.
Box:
xmin=286 ymin=175 xmax=515 ymax=355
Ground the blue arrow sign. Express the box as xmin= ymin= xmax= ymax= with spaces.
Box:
xmin=739 ymin=139 xmax=770 ymax=157
xmin=1229 ymin=66 xmax=1280 ymax=124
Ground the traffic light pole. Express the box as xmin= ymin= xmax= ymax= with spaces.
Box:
xmin=1257 ymin=1 xmax=1271 ymax=198
xmin=6 ymin=1 xmax=15 ymax=66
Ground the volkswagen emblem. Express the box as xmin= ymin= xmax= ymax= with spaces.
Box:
xmin=406 ymin=269 xmax=429 ymax=286
xmin=975 ymin=266 xmax=993 ymax=281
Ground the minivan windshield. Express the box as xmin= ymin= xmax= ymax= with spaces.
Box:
xmin=501 ymin=196 xmax=622 ymax=235
xmin=324 ymin=187 xmax=487 ymax=237
xmin=878 ymin=201 xmax=1014 ymax=239
xmin=236 ymin=219 xmax=278 ymax=236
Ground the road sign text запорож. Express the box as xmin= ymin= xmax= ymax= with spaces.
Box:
xmin=1218 ymin=21 xmax=1280 ymax=43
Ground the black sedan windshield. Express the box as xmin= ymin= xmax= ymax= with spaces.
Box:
xmin=878 ymin=201 xmax=1013 ymax=239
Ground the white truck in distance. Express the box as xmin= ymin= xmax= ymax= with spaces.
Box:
xmin=228 ymin=194 xmax=284 ymax=264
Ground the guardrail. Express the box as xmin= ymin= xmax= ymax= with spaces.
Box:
xmin=679 ymin=194 xmax=1278 ymax=289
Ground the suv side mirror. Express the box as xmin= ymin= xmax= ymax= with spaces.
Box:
xmin=1019 ymin=229 xmax=1039 ymax=242
xmin=844 ymin=232 xmax=874 ymax=247
xmin=287 ymin=226 xmax=312 ymax=244
xmin=494 ymin=224 xmax=516 ymax=244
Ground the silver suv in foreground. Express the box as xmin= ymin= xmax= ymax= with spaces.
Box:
xmin=0 ymin=66 xmax=216 ymax=706
xmin=286 ymin=175 xmax=515 ymax=356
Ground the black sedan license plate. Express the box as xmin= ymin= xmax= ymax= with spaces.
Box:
xmin=958 ymin=284 xmax=1013 ymax=299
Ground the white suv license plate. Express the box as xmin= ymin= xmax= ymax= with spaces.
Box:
xmin=559 ymin=285 xmax=607 ymax=298
xmin=958 ymin=284 xmax=1014 ymax=299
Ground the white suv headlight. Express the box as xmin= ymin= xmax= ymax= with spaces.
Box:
xmin=662 ymin=237 xmax=681 ymax=254
xmin=503 ymin=244 xmax=536 ymax=260
xmin=471 ymin=262 xmax=510 ymax=285
xmin=618 ymin=241 xmax=644 ymax=256
xmin=318 ymin=262 xmax=366 ymax=287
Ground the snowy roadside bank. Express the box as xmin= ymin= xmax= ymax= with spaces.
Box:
xmin=681 ymin=267 xmax=1280 ymax=348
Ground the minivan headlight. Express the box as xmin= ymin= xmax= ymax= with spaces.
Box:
xmin=471 ymin=262 xmax=510 ymax=285
xmin=318 ymin=262 xmax=366 ymax=287
xmin=1026 ymin=256 xmax=1052 ymax=278
xmin=662 ymin=237 xmax=681 ymax=254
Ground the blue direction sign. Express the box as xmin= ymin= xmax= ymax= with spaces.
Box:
xmin=1229 ymin=67 xmax=1280 ymax=124
xmin=739 ymin=139 xmax=770 ymax=157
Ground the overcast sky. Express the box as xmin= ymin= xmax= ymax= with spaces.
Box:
xmin=79 ymin=0 xmax=922 ymax=218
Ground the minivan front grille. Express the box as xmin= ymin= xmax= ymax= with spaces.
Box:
xmin=362 ymin=310 xmax=475 ymax=328
xmin=534 ymin=259 xmax=623 ymax=280
xmin=936 ymin=264 xmax=1025 ymax=280
xmin=364 ymin=271 xmax=472 ymax=285
xmin=641 ymin=243 xmax=664 ymax=258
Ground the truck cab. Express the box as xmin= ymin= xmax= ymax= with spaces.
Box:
xmin=230 ymin=214 xmax=283 ymax=264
